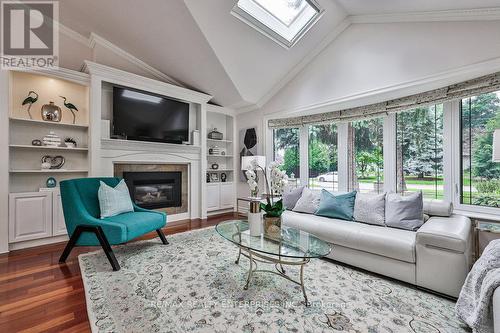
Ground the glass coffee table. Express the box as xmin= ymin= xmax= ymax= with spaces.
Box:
xmin=215 ymin=220 xmax=331 ymax=305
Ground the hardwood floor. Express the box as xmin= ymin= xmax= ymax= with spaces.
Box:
xmin=0 ymin=213 xmax=237 ymax=333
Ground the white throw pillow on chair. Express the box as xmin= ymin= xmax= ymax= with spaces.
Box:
xmin=98 ymin=179 xmax=134 ymax=219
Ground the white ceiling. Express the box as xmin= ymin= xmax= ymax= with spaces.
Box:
xmin=336 ymin=0 xmax=500 ymax=15
xmin=57 ymin=0 xmax=500 ymax=108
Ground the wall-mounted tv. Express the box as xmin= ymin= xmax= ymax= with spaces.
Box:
xmin=112 ymin=86 xmax=189 ymax=144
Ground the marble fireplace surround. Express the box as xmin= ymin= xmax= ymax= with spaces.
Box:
xmin=114 ymin=163 xmax=188 ymax=215
xmin=99 ymin=139 xmax=202 ymax=221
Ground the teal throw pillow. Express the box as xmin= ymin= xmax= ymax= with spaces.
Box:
xmin=315 ymin=190 xmax=357 ymax=221
xmin=98 ymin=179 xmax=134 ymax=218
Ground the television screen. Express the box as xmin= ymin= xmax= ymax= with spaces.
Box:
xmin=112 ymin=86 xmax=189 ymax=144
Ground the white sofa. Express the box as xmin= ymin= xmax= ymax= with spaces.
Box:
xmin=282 ymin=206 xmax=472 ymax=298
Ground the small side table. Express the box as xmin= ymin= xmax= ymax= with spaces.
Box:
xmin=475 ymin=221 xmax=500 ymax=258
xmin=236 ymin=196 xmax=263 ymax=216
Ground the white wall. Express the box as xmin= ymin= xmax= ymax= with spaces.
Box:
xmin=236 ymin=20 xmax=500 ymax=197
xmin=236 ymin=109 xmax=265 ymax=198
xmin=262 ymin=20 xmax=500 ymax=116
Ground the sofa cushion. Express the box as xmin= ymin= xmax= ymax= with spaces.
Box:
xmin=283 ymin=186 xmax=304 ymax=210
xmin=292 ymin=187 xmax=320 ymax=214
xmin=386 ymin=192 xmax=424 ymax=231
xmin=282 ymin=211 xmax=416 ymax=263
xmin=315 ymin=190 xmax=356 ymax=221
xmin=354 ymin=192 xmax=385 ymax=226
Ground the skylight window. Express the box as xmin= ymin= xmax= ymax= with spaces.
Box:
xmin=232 ymin=0 xmax=323 ymax=49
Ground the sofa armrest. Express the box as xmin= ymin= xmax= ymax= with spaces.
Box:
xmin=416 ymin=214 xmax=471 ymax=253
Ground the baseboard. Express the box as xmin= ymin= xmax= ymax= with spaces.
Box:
xmin=9 ymin=235 xmax=69 ymax=251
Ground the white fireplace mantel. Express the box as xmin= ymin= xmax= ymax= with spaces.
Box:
xmin=87 ymin=62 xmax=211 ymax=220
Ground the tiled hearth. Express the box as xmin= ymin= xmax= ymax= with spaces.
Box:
xmin=114 ymin=163 xmax=188 ymax=215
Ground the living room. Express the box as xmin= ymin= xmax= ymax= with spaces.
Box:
xmin=1 ymin=0 xmax=500 ymax=332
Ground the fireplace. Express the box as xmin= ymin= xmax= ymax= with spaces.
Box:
xmin=123 ymin=171 xmax=182 ymax=209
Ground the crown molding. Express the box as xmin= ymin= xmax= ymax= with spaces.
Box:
xmin=58 ymin=23 xmax=90 ymax=47
xmin=350 ymin=7 xmax=500 ymax=24
xmin=267 ymin=56 xmax=500 ymax=119
xmin=88 ymin=33 xmax=183 ymax=86
xmin=84 ymin=61 xmax=212 ymax=104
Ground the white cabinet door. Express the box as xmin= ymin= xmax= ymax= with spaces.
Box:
xmin=220 ymin=183 xmax=234 ymax=208
xmin=52 ymin=190 xmax=67 ymax=236
xmin=206 ymin=184 xmax=220 ymax=211
xmin=9 ymin=192 xmax=52 ymax=243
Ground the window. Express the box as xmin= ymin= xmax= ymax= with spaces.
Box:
xmin=273 ymin=128 xmax=300 ymax=185
xmin=232 ymin=0 xmax=322 ymax=48
xmin=349 ymin=118 xmax=384 ymax=194
xmin=396 ymin=105 xmax=444 ymax=200
xmin=460 ymin=91 xmax=500 ymax=208
xmin=308 ymin=124 xmax=338 ymax=191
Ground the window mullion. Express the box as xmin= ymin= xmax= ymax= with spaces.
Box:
xmin=299 ymin=125 xmax=309 ymax=187
xmin=443 ymin=100 xmax=455 ymax=203
xmin=337 ymin=122 xmax=349 ymax=192
xmin=383 ymin=114 xmax=397 ymax=193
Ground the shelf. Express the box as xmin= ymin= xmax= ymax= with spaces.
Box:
xmin=10 ymin=117 xmax=89 ymax=129
xmin=207 ymin=169 xmax=234 ymax=172
xmin=9 ymin=144 xmax=88 ymax=151
xmin=207 ymin=138 xmax=232 ymax=143
xmin=207 ymin=154 xmax=234 ymax=157
xmin=10 ymin=169 xmax=88 ymax=174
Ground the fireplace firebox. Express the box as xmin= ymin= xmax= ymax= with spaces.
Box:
xmin=123 ymin=171 xmax=182 ymax=209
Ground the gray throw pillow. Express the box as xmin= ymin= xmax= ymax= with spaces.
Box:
xmin=292 ymin=187 xmax=320 ymax=214
xmin=385 ymin=192 xmax=424 ymax=231
xmin=353 ymin=192 xmax=385 ymax=226
xmin=283 ymin=186 xmax=304 ymax=210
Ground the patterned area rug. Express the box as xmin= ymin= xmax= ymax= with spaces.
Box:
xmin=79 ymin=227 xmax=470 ymax=333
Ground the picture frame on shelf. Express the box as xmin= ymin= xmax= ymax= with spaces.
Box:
xmin=210 ymin=173 xmax=219 ymax=182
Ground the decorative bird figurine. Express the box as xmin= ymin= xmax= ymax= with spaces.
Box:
xmin=21 ymin=91 xmax=38 ymax=119
xmin=59 ymin=96 xmax=78 ymax=124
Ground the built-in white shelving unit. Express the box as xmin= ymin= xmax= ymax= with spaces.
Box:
xmin=206 ymin=105 xmax=237 ymax=215
xmin=6 ymin=69 xmax=90 ymax=250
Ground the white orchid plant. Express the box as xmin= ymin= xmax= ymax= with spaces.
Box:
xmin=245 ymin=159 xmax=288 ymax=217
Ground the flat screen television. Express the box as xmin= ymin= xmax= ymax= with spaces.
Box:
xmin=112 ymin=86 xmax=189 ymax=144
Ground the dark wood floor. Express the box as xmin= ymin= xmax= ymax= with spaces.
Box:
xmin=0 ymin=213 xmax=236 ymax=333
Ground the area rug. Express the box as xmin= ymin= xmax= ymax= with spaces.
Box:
xmin=79 ymin=227 xmax=469 ymax=333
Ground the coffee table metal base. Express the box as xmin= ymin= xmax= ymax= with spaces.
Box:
xmin=235 ymin=246 xmax=311 ymax=306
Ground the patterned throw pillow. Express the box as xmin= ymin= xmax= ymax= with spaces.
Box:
xmin=353 ymin=192 xmax=386 ymax=226
xmin=292 ymin=187 xmax=320 ymax=214
xmin=98 ymin=179 xmax=134 ymax=219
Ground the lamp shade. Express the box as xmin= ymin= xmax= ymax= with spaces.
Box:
xmin=241 ymin=155 xmax=266 ymax=170
xmin=493 ymin=129 xmax=500 ymax=162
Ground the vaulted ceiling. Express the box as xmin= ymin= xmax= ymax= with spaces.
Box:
xmin=58 ymin=0 xmax=500 ymax=109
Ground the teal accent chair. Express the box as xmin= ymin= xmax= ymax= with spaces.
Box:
xmin=58 ymin=177 xmax=168 ymax=271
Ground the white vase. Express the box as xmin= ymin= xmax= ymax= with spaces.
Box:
xmin=248 ymin=212 xmax=262 ymax=236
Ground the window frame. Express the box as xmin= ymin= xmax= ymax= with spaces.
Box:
xmin=231 ymin=0 xmax=324 ymax=49
xmin=264 ymin=97 xmax=500 ymax=217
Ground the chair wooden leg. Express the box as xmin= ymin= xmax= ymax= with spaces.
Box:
xmin=59 ymin=225 xmax=85 ymax=263
xmin=59 ymin=225 xmax=120 ymax=271
xmin=156 ymin=229 xmax=169 ymax=245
